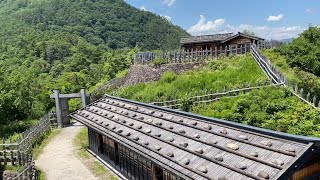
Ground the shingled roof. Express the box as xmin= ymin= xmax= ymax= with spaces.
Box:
xmin=180 ymin=32 xmax=264 ymax=45
xmin=70 ymin=95 xmax=319 ymax=180
xmin=221 ymin=32 xmax=265 ymax=43
xmin=180 ymin=33 xmax=233 ymax=44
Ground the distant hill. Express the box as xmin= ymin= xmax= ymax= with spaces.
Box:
xmin=280 ymin=38 xmax=293 ymax=43
xmin=0 ymin=0 xmax=188 ymax=50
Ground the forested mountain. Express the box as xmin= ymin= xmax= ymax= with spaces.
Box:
xmin=0 ymin=0 xmax=188 ymax=50
xmin=0 ymin=0 xmax=188 ymax=137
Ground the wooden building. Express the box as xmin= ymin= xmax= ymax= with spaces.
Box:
xmin=71 ymin=95 xmax=320 ymax=180
xmin=181 ymin=32 xmax=264 ymax=51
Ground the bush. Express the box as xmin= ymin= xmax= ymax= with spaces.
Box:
xmin=277 ymin=26 xmax=320 ymax=76
xmin=192 ymin=87 xmax=320 ymax=137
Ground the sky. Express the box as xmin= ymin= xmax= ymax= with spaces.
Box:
xmin=125 ymin=0 xmax=319 ymax=40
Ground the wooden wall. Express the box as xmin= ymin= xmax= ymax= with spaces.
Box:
xmin=88 ymin=128 xmax=180 ymax=180
xmin=227 ymin=36 xmax=252 ymax=46
xmin=290 ymin=162 xmax=320 ymax=180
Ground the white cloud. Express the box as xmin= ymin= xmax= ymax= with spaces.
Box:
xmin=267 ymin=14 xmax=284 ymax=22
xmin=161 ymin=15 xmax=171 ymax=21
xmin=305 ymin=8 xmax=312 ymax=13
xmin=162 ymin=0 xmax=176 ymax=7
xmin=187 ymin=15 xmax=306 ymax=40
xmin=188 ymin=15 xmax=225 ymax=35
xmin=139 ymin=6 xmax=148 ymax=11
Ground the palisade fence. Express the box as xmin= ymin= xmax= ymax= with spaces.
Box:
xmin=90 ymin=77 xmax=126 ymax=101
xmin=150 ymin=80 xmax=283 ymax=109
xmin=0 ymin=112 xmax=57 ymax=180
xmin=0 ymin=151 xmax=37 ymax=180
xmin=134 ymin=41 xmax=279 ymax=65
xmin=251 ymin=44 xmax=320 ymax=108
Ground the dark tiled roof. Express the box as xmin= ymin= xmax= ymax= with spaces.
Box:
xmin=180 ymin=33 xmax=233 ymax=44
xmin=70 ymin=95 xmax=317 ymax=180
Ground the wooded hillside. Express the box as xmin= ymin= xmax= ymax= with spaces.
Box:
xmin=0 ymin=0 xmax=188 ymax=137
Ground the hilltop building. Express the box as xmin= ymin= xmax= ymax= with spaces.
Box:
xmin=180 ymin=32 xmax=264 ymax=51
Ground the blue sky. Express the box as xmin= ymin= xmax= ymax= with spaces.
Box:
xmin=125 ymin=0 xmax=319 ymax=40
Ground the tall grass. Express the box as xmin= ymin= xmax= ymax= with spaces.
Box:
xmin=117 ymin=54 xmax=267 ymax=103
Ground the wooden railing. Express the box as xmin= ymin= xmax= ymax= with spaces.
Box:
xmin=134 ymin=41 xmax=282 ymax=65
xmin=1 ymin=112 xmax=57 ymax=152
xmin=91 ymin=77 xmax=126 ymax=101
xmin=150 ymin=81 xmax=282 ymax=109
xmin=1 ymin=112 xmax=57 ymax=180
xmin=134 ymin=44 xmax=252 ymax=65
xmin=251 ymin=44 xmax=320 ymax=108
xmin=1 ymin=151 xmax=36 ymax=180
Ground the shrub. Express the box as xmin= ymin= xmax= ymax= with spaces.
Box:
xmin=192 ymin=87 xmax=320 ymax=137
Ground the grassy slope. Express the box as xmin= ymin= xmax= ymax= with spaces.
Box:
xmin=263 ymin=49 xmax=320 ymax=96
xmin=117 ymin=54 xmax=267 ymax=103
xmin=192 ymin=86 xmax=320 ymax=137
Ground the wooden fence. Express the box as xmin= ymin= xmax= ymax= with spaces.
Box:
xmin=1 ymin=151 xmax=36 ymax=180
xmin=134 ymin=41 xmax=282 ymax=65
xmin=251 ymin=44 xmax=320 ymax=108
xmin=1 ymin=112 xmax=57 ymax=180
xmin=134 ymin=44 xmax=252 ymax=65
xmin=150 ymin=81 xmax=282 ymax=109
xmin=91 ymin=77 xmax=126 ymax=101
xmin=1 ymin=112 xmax=57 ymax=152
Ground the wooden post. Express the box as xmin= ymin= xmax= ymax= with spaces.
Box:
xmin=80 ymin=88 xmax=88 ymax=108
xmin=54 ymin=89 xmax=63 ymax=128
xmin=191 ymin=49 xmax=194 ymax=61
xmin=215 ymin=46 xmax=218 ymax=58
xmin=224 ymin=46 xmax=227 ymax=57
xmin=206 ymin=48 xmax=208 ymax=61
xmin=300 ymin=88 xmax=304 ymax=97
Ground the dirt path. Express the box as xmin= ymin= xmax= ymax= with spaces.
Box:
xmin=35 ymin=122 xmax=97 ymax=180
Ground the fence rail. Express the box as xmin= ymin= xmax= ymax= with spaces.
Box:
xmin=150 ymin=81 xmax=282 ymax=109
xmin=91 ymin=77 xmax=126 ymax=101
xmin=1 ymin=112 xmax=57 ymax=152
xmin=134 ymin=41 xmax=282 ymax=65
xmin=251 ymin=44 xmax=320 ymax=108
xmin=134 ymin=44 xmax=252 ymax=65
xmin=1 ymin=112 xmax=57 ymax=180
xmin=1 ymin=151 xmax=36 ymax=180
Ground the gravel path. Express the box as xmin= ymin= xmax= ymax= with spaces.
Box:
xmin=35 ymin=122 xmax=97 ymax=180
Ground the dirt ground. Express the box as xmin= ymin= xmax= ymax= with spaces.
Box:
xmin=35 ymin=122 xmax=97 ymax=180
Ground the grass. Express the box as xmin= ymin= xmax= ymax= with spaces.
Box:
xmin=192 ymin=86 xmax=320 ymax=137
xmin=32 ymin=129 xmax=61 ymax=158
xmin=117 ymin=54 xmax=267 ymax=103
xmin=263 ymin=49 xmax=301 ymax=82
xmin=3 ymin=165 xmax=24 ymax=172
xmin=73 ymin=127 xmax=118 ymax=180
xmin=263 ymin=49 xmax=320 ymax=96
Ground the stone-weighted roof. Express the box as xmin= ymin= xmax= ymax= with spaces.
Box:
xmin=70 ymin=95 xmax=317 ymax=180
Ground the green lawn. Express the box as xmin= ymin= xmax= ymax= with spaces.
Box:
xmin=117 ymin=54 xmax=267 ymax=103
